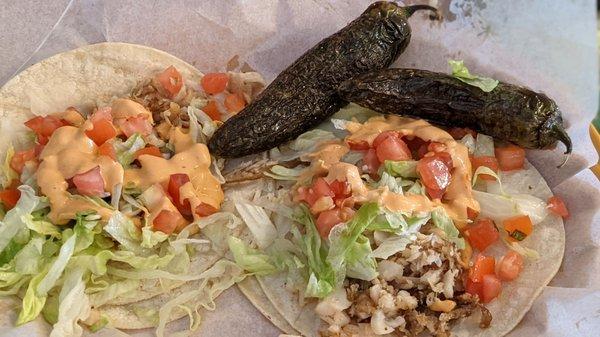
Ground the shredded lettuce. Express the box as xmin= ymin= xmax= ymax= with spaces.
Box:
xmin=2 ymin=145 xmax=18 ymax=188
xmin=0 ymin=186 xmax=44 ymax=252
xmin=264 ymin=165 xmax=305 ymax=181
xmin=459 ymin=133 xmax=476 ymax=154
xmin=431 ymin=208 xmax=465 ymax=249
xmin=114 ymin=133 xmax=146 ymax=167
xmin=474 ymin=133 xmax=495 ymax=157
xmin=233 ymin=197 xmax=277 ymax=249
xmin=449 ymin=60 xmax=499 ymax=92
xmin=289 ymin=129 xmax=336 ymax=153
xmin=372 ymin=235 xmax=415 ymax=259
xmin=384 ymin=160 xmax=418 ymax=178
xmin=377 ymin=172 xmax=404 ymax=195
xmin=473 ymin=190 xmax=548 ymax=225
xmin=49 ymin=267 xmax=89 ymax=337
xmin=227 ymin=236 xmax=277 ymax=275
xmin=345 ymin=234 xmax=377 ymax=280
xmin=103 ymin=211 xmax=143 ymax=253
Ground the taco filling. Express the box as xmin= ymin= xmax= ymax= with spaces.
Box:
xmin=0 ymin=52 xmax=265 ymax=337
xmin=228 ymin=106 xmax=568 ymax=337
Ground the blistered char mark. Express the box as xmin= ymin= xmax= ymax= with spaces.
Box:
xmin=208 ymin=2 xmax=438 ymax=158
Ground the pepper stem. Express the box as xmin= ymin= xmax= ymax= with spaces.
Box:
xmin=553 ymin=125 xmax=572 ymax=168
xmin=404 ymin=5 xmax=440 ymax=19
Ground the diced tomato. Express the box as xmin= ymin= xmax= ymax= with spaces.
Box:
xmin=469 ymin=254 xmax=496 ymax=283
xmin=135 ymin=146 xmax=162 ymax=159
xmin=471 ymin=155 xmax=499 ymax=181
xmin=417 ymin=154 xmax=451 ymax=200
xmin=97 ymin=142 xmax=116 ymax=161
xmin=72 ymin=166 xmax=105 ymax=197
xmin=467 ymin=207 xmax=479 ymax=220
xmin=373 ymin=131 xmax=400 ymax=148
xmin=153 ymin=210 xmax=182 ymax=235
xmin=10 ymin=148 xmax=36 ymax=174
xmin=464 ymin=218 xmax=499 ymax=252
xmin=330 ymin=180 xmax=351 ymax=198
xmin=347 ymin=139 xmax=370 ymax=151
xmin=547 ymin=196 xmax=569 ymax=218
xmin=495 ymin=145 xmax=525 ymax=171
xmin=297 ymin=186 xmax=320 ymax=207
xmin=362 ymin=148 xmax=380 ymax=174
xmin=427 ymin=142 xmax=446 ymax=153
xmin=224 ymin=93 xmax=246 ymax=113
xmin=465 ymin=277 xmax=483 ymax=298
xmin=24 ymin=115 xmax=67 ymax=144
xmin=0 ymin=187 xmax=20 ymax=209
xmin=312 ymin=178 xmax=335 ymax=198
xmin=503 ymin=215 xmax=533 ymax=242
xmin=201 ymin=73 xmax=229 ymax=95
xmin=86 ymin=118 xmax=117 ymax=146
xmin=195 ymin=203 xmax=218 ymax=217
xmin=121 ymin=115 xmax=152 ymax=137
xmin=375 ymin=134 xmax=411 ymax=163
xmin=497 ymin=251 xmax=523 ymax=281
xmin=316 ymin=208 xmax=343 ymax=238
xmin=156 ymin=66 xmax=183 ymax=98
xmin=202 ymin=100 xmax=222 ymax=121
xmin=435 ymin=151 xmax=453 ymax=169
xmin=167 ymin=173 xmax=192 ymax=218
xmin=481 ymin=274 xmax=502 ymax=303
xmin=448 ymin=127 xmax=477 ymax=140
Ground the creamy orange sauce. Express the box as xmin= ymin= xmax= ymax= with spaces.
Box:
xmin=320 ymin=116 xmax=478 ymax=224
xmin=51 ymin=107 xmax=85 ymax=126
xmin=38 ymin=125 xmax=123 ymax=223
xmin=36 ymin=101 xmax=223 ymax=227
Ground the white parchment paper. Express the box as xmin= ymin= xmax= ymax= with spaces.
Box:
xmin=0 ymin=0 xmax=598 ymax=336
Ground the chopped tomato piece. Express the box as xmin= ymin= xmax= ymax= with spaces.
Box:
xmin=135 ymin=146 xmax=162 ymax=159
xmin=435 ymin=151 xmax=453 ymax=169
xmin=417 ymin=154 xmax=451 ymax=200
xmin=153 ymin=210 xmax=182 ymax=235
xmin=503 ymin=215 xmax=533 ymax=242
xmin=86 ymin=118 xmax=117 ymax=146
xmin=10 ymin=148 xmax=36 ymax=174
xmin=97 ymin=142 xmax=116 ymax=161
xmin=469 ymin=254 xmax=496 ymax=283
xmin=547 ymin=196 xmax=569 ymax=218
xmin=297 ymin=186 xmax=320 ymax=207
xmin=375 ymin=134 xmax=411 ymax=163
xmin=373 ymin=131 xmax=400 ymax=148
xmin=347 ymin=140 xmax=370 ymax=151
xmin=497 ymin=251 xmax=523 ymax=281
xmin=471 ymin=155 xmax=499 ymax=180
xmin=312 ymin=177 xmax=335 ymax=198
xmin=495 ymin=145 xmax=525 ymax=171
xmin=427 ymin=142 xmax=446 ymax=153
xmin=329 ymin=180 xmax=351 ymax=199
xmin=0 ymin=187 xmax=20 ymax=209
xmin=24 ymin=115 xmax=67 ymax=144
xmin=362 ymin=148 xmax=380 ymax=174
xmin=481 ymin=274 xmax=502 ymax=303
xmin=156 ymin=66 xmax=183 ymax=98
xmin=448 ymin=127 xmax=477 ymax=140
xmin=195 ymin=203 xmax=218 ymax=217
xmin=224 ymin=93 xmax=246 ymax=113
xmin=121 ymin=115 xmax=152 ymax=137
xmin=316 ymin=208 xmax=343 ymax=238
xmin=464 ymin=218 xmax=499 ymax=252
xmin=465 ymin=277 xmax=483 ymax=299
xmin=167 ymin=174 xmax=192 ymax=218
xmin=91 ymin=107 xmax=113 ymax=122
xmin=467 ymin=207 xmax=479 ymax=220
xmin=202 ymin=100 xmax=222 ymax=121
xmin=72 ymin=166 xmax=105 ymax=197
xmin=201 ymin=73 xmax=229 ymax=95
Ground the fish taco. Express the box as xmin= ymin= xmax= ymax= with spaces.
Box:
xmin=227 ymin=104 xmax=567 ymax=337
xmin=0 ymin=42 xmax=265 ymax=336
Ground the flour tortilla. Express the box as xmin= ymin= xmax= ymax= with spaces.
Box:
xmin=240 ymin=160 xmax=565 ymax=337
xmin=0 ymin=42 xmax=232 ymax=328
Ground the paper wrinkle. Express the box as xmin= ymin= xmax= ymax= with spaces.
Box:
xmin=0 ymin=1 xmax=598 ymax=336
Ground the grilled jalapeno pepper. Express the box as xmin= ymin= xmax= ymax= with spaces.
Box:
xmin=337 ymin=68 xmax=572 ymax=155
xmin=208 ymin=2 xmax=438 ymax=158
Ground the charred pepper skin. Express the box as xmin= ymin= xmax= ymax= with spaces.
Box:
xmin=208 ymin=2 xmax=437 ymax=158
xmin=337 ymin=68 xmax=572 ymax=154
